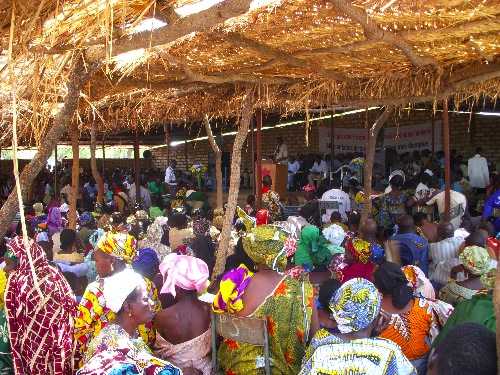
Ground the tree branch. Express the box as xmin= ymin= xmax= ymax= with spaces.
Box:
xmin=330 ymin=0 xmax=439 ymax=68
xmin=204 ymin=115 xmax=223 ymax=210
xmin=0 ymin=56 xmax=100 ymax=239
xmin=223 ymin=32 xmax=349 ymax=82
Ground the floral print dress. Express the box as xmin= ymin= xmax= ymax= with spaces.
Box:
xmin=218 ymin=276 xmax=313 ymax=375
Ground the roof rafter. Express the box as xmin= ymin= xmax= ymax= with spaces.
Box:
xmin=223 ymin=32 xmax=349 ymax=82
xmin=330 ymin=0 xmax=439 ymax=68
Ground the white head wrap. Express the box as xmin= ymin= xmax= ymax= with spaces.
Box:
xmin=103 ymin=268 xmax=146 ymax=313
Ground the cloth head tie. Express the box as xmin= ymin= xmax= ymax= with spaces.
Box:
xmin=102 ymin=268 xmax=146 ymax=313
xmin=330 ymin=277 xmax=381 ymax=334
xmin=159 ymin=253 xmax=209 ymax=297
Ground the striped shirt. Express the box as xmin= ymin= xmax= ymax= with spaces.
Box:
xmin=429 ymin=236 xmax=464 ymax=285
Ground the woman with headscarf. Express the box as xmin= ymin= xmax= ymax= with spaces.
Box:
xmin=74 ymin=231 xmax=161 ymax=358
xmin=439 ymin=245 xmax=495 ymax=306
xmin=335 ymin=219 xmax=385 ymax=282
xmin=213 ymin=225 xmax=316 ymax=375
xmin=374 ymin=262 xmax=450 ymax=374
xmin=375 ymin=174 xmax=409 ymax=233
xmin=190 ymin=217 xmax=216 ymax=276
xmin=77 ymin=268 xmax=181 ymax=375
xmin=154 ymin=254 xmax=211 ymax=374
xmin=300 ymin=278 xmax=415 ymax=375
xmin=47 ymin=206 xmax=64 ymax=237
xmin=138 ymin=217 xmax=171 ymax=261
xmin=5 ymin=236 xmax=76 ymax=374
xmin=294 ymin=225 xmax=340 ymax=272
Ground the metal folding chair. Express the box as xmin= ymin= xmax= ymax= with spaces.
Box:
xmin=318 ymin=200 xmax=341 ymax=221
xmin=211 ymin=312 xmax=271 ymax=375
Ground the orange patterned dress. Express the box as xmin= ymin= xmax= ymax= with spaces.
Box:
xmin=379 ymin=298 xmax=433 ymax=360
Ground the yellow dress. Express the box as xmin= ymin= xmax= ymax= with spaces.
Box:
xmin=218 ymin=276 xmax=313 ymax=375
xmin=74 ymin=275 xmax=161 ymax=357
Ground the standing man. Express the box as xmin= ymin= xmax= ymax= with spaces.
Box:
xmin=468 ymin=147 xmax=489 ymax=192
xmin=274 ymin=136 xmax=288 ymax=164
xmin=287 ymin=156 xmax=300 ymax=191
xmin=164 ymin=159 xmax=177 ymax=193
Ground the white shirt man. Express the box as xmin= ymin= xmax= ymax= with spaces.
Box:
xmin=288 ymin=159 xmax=300 ymax=189
xmin=429 ymin=235 xmax=465 ymax=286
xmin=468 ymin=152 xmax=489 ymax=188
xmin=275 ymin=142 xmax=288 ymax=164
xmin=321 ymin=188 xmax=351 ymax=222
xmin=426 ymin=190 xmax=467 ymax=229
xmin=310 ymin=160 xmax=328 ymax=174
xmin=164 ymin=165 xmax=177 ymax=185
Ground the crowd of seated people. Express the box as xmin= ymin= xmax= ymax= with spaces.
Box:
xmin=0 ymin=145 xmax=498 ymax=374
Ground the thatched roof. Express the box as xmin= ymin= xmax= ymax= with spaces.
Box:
xmin=1 ymin=0 xmax=499 ymax=144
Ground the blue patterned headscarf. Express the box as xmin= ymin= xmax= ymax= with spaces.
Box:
xmin=330 ymin=278 xmax=381 ymax=334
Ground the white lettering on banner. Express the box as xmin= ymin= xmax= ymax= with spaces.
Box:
xmin=318 ymin=121 xmax=442 ymax=154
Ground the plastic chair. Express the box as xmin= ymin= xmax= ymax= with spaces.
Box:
xmin=211 ymin=312 xmax=271 ymax=375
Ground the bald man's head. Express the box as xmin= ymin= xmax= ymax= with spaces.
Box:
xmin=397 ymin=215 xmax=415 ymax=234
xmin=360 ymin=218 xmax=378 ymax=240
xmin=437 ymin=221 xmax=454 ymax=240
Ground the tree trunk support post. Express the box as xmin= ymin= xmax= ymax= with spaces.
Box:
xmin=0 ymin=57 xmax=99 ymax=239
xmin=90 ymin=123 xmax=105 ymax=206
xmin=212 ymin=88 xmax=255 ymax=280
xmin=442 ymin=97 xmax=451 ymax=220
xmin=255 ymin=109 xmax=263 ymax=209
xmin=134 ymin=130 xmax=141 ymax=204
xmin=204 ymin=115 xmax=223 ymax=210
xmin=361 ymin=106 xmax=394 ymax=223
xmin=68 ymin=123 xmax=79 ymax=229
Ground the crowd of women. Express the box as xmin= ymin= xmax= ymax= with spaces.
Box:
xmin=0 ymin=149 xmax=498 ymax=374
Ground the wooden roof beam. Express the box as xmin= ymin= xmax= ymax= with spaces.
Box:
xmin=42 ymin=0 xmax=253 ymax=59
xmin=223 ymin=32 xmax=349 ymax=82
xmin=163 ymin=52 xmax=299 ymax=85
xmin=330 ymin=0 xmax=439 ymax=69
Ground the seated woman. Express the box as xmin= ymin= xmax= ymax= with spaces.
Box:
xmin=439 ymin=245 xmax=494 ymax=306
xmin=78 ymin=268 xmax=181 ymax=375
xmin=168 ymin=212 xmax=193 ymax=251
xmin=74 ymin=231 xmax=161 ymax=357
xmin=154 ymin=254 xmax=211 ymax=374
xmin=374 ymin=262 xmax=447 ymax=374
xmin=213 ymin=225 xmax=316 ymax=375
xmin=300 ymin=278 xmax=415 ymax=375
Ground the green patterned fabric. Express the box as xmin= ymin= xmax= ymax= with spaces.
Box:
xmin=0 ymin=310 xmax=13 ymax=374
xmin=218 ymin=276 xmax=313 ymax=375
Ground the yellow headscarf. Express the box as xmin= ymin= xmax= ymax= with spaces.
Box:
xmin=242 ymin=225 xmax=288 ymax=271
xmin=96 ymin=231 xmax=137 ymax=264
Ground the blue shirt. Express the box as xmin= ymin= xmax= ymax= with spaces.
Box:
xmin=483 ymin=189 xmax=500 ymax=233
xmin=391 ymin=232 xmax=430 ymax=275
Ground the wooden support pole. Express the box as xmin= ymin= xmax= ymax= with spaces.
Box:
xmin=250 ymin=116 xmax=255 ymax=194
xmin=213 ymin=88 xmax=254 ymax=279
xmin=330 ymin=113 xmax=335 ymax=170
xmin=101 ymin=138 xmax=106 ymax=176
xmin=164 ymin=124 xmax=171 ymax=165
xmin=442 ymin=97 xmax=451 ymax=220
xmin=204 ymin=116 xmax=223 ymax=210
xmin=361 ymin=106 xmax=394 ymax=223
xmin=68 ymin=123 xmax=79 ymax=229
xmin=431 ymin=110 xmax=436 ymax=154
xmin=134 ymin=131 xmax=140 ymax=204
xmin=0 ymin=57 xmax=98 ymax=239
xmin=90 ymin=123 xmax=105 ymax=206
xmin=255 ymin=109 xmax=263 ymax=209
xmin=184 ymin=138 xmax=188 ymax=172
xmin=54 ymin=145 xmax=58 ymax=199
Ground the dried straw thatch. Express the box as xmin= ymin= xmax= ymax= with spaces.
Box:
xmin=0 ymin=0 xmax=499 ymax=143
